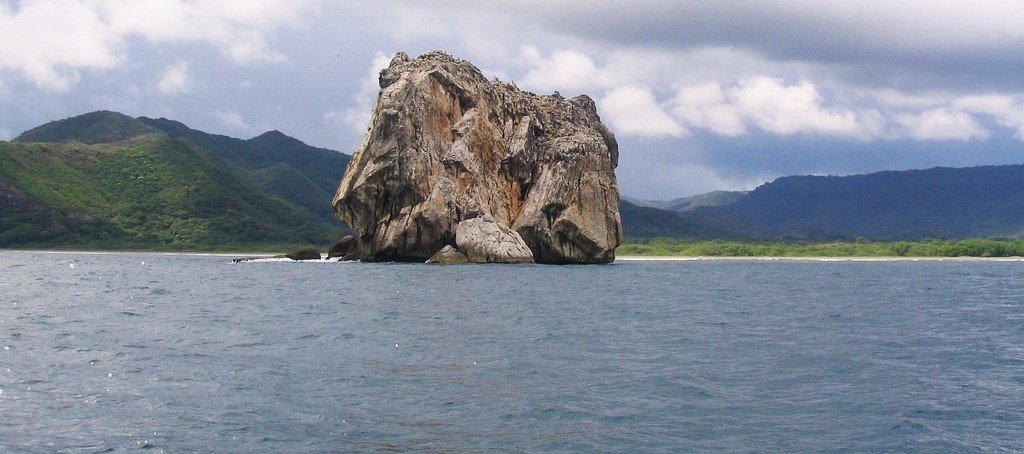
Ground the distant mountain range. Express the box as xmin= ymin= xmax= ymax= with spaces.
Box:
xmin=3 ymin=110 xmax=1024 ymax=249
xmin=1 ymin=111 xmax=350 ymax=249
xmin=707 ymin=166 xmax=1024 ymax=240
xmin=626 ymin=164 xmax=1024 ymax=241
xmin=624 ymin=190 xmax=747 ymax=212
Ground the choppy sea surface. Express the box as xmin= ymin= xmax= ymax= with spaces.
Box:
xmin=1 ymin=251 xmax=1022 ymax=453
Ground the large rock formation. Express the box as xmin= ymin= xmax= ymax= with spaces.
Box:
xmin=332 ymin=51 xmax=622 ymax=264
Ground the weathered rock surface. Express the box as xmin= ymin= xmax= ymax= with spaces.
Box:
xmin=455 ymin=215 xmax=534 ymax=263
xmin=233 ymin=247 xmax=322 ymax=262
xmin=285 ymin=248 xmax=321 ymax=261
xmin=327 ymin=235 xmax=357 ymax=259
xmin=333 ymin=51 xmax=622 ymax=264
xmin=425 ymin=245 xmax=469 ymax=264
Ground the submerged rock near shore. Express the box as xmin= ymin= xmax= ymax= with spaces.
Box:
xmin=332 ymin=51 xmax=622 ymax=264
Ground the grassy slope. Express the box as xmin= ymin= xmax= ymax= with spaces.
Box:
xmin=0 ymin=137 xmax=344 ymax=250
xmin=14 ymin=110 xmax=161 ymax=145
xmin=136 ymin=118 xmax=350 ymax=225
xmin=15 ymin=111 xmax=352 ymax=230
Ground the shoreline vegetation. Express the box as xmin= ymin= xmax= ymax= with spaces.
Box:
xmin=5 ymin=238 xmax=1024 ymax=259
xmin=618 ymin=238 xmax=1024 ymax=258
xmin=0 ymin=243 xmax=317 ymax=255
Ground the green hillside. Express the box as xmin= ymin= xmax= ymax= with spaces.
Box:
xmin=13 ymin=111 xmax=161 ymax=145
xmin=134 ymin=118 xmax=349 ymax=222
xmin=17 ymin=112 xmax=351 ymax=226
xmin=2 ymin=113 xmax=351 ymax=250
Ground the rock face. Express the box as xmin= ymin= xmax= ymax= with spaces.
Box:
xmin=455 ymin=216 xmax=534 ymax=263
xmin=425 ymin=245 xmax=468 ymax=264
xmin=327 ymin=235 xmax=357 ymax=259
xmin=285 ymin=248 xmax=321 ymax=260
xmin=333 ymin=51 xmax=622 ymax=264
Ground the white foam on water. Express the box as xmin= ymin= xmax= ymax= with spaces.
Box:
xmin=232 ymin=257 xmax=357 ymax=264
xmin=235 ymin=257 xmax=293 ymax=263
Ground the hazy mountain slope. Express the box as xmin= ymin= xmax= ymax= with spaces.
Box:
xmin=705 ymin=165 xmax=1024 ymax=240
xmin=626 ymin=190 xmax=747 ymax=212
xmin=662 ymin=190 xmax=748 ymax=211
xmin=619 ymin=200 xmax=744 ymax=240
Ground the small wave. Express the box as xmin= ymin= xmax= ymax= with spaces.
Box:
xmin=232 ymin=257 xmax=294 ymax=263
xmin=232 ymin=258 xmax=357 ymax=264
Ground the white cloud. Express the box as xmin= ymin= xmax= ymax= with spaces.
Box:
xmin=670 ymin=82 xmax=746 ymax=136
xmin=156 ymin=61 xmax=190 ymax=95
xmin=509 ymin=46 xmax=1019 ymax=142
xmin=666 ymin=78 xmax=888 ymax=139
xmin=0 ymin=0 xmax=121 ymax=91
xmin=513 ymin=45 xmax=775 ymax=95
xmin=214 ymin=109 xmax=252 ymax=132
xmin=219 ymin=30 xmax=286 ymax=64
xmin=518 ymin=46 xmax=608 ymax=92
xmin=239 ymin=80 xmax=253 ymax=90
xmin=0 ymin=0 xmax=322 ymax=91
xmin=0 ymin=126 xmax=11 ymax=141
xmin=100 ymin=0 xmax=319 ymax=64
xmin=511 ymin=48 xmax=891 ymax=140
xmin=329 ymin=51 xmax=392 ymax=134
xmin=955 ymin=94 xmax=1024 ymax=140
xmin=729 ymin=77 xmax=865 ymax=137
xmin=895 ymin=108 xmax=989 ymax=141
xmin=862 ymin=91 xmax=1024 ymax=141
xmin=599 ymin=86 xmax=687 ymax=138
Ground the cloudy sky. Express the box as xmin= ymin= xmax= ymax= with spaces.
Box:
xmin=2 ymin=0 xmax=1023 ymax=199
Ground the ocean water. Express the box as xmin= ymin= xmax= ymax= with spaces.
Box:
xmin=1 ymin=252 xmax=1022 ymax=453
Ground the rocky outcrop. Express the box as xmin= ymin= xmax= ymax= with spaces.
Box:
xmin=285 ymin=248 xmax=321 ymax=260
xmin=332 ymin=51 xmax=622 ymax=264
xmin=455 ymin=216 xmax=534 ymax=263
xmin=233 ymin=247 xmax=322 ymax=262
xmin=425 ymin=245 xmax=468 ymax=264
xmin=327 ymin=235 xmax=357 ymax=259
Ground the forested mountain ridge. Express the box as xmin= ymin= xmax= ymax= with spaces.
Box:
xmin=2 ymin=111 xmax=352 ymax=249
xmin=696 ymin=165 xmax=1024 ymax=240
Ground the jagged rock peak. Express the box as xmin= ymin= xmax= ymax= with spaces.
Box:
xmin=333 ymin=50 xmax=623 ymax=264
